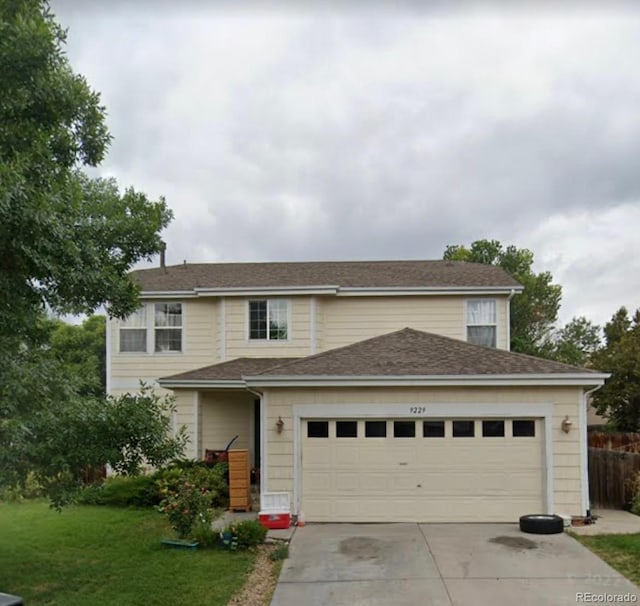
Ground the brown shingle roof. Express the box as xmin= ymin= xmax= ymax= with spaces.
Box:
xmin=252 ymin=328 xmax=601 ymax=377
xmin=160 ymin=329 xmax=602 ymax=385
xmin=160 ymin=357 xmax=297 ymax=382
xmin=132 ymin=260 xmax=522 ymax=292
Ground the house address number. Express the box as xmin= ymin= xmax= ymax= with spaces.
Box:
xmin=409 ymin=406 xmax=427 ymax=415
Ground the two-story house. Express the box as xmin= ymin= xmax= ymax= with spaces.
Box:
xmin=108 ymin=260 xmax=607 ymax=523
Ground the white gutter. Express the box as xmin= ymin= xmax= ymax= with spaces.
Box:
xmin=137 ymin=290 xmax=198 ymax=298
xmin=158 ymin=379 xmax=245 ymax=389
xmin=337 ymin=286 xmax=524 ymax=296
xmin=139 ymin=285 xmax=524 ymax=299
xmin=243 ymin=373 xmax=609 ymax=388
xmin=506 ymin=288 xmax=517 ymax=351
xmin=193 ymin=286 xmax=339 ymax=297
xmin=160 ymin=373 xmax=609 ymax=390
xmin=581 ymin=383 xmax=605 ymax=516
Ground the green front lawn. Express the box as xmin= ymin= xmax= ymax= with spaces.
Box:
xmin=574 ymin=533 xmax=640 ymax=587
xmin=0 ymin=501 xmax=255 ymax=605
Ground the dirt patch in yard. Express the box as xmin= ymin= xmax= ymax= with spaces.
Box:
xmin=228 ymin=544 xmax=282 ymax=606
xmin=489 ymin=536 xmax=539 ymax=550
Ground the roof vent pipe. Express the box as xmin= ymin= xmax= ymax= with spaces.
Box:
xmin=159 ymin=241 xmax=166 ymax=269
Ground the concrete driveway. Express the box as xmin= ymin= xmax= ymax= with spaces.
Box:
xmin=270 ymin=523 xmax=640 ymax=606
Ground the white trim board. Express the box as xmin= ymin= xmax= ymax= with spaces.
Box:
xmin=219 ymin=297 xmax=226 ymax=362
xmin=246 ymin=375 xmax=608 ymax=388
xmin=139 ymin=285 xmax=524 ymax=299
xmin=260 ymin=390 xmax=269 ymax=502
xmin=289 ymin=402 xmax=555 ymax=520
xmin=193 ymin=391 xmax=200 ymax=459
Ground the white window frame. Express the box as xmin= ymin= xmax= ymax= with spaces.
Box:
xmin=118 ymin=307 xmax=148 ymax=353
xmin=247 ymin=299 xmax=290 ymax=342
xmin=466 ymin=298 xmax=497 ymax=347
xmin=118 ymin=302 xmax=184 ymax=354
xmin=154 ymin=302 xmax=183 ymax=353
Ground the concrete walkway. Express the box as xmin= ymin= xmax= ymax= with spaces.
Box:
xmin=570 ymin=509 xmax=640 ymax=536
xmin=270 ymin=523 xmax=640 ymax=606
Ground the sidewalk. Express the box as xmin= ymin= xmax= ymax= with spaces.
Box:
xmin=570 ymin=509 xmax=640 ymax=535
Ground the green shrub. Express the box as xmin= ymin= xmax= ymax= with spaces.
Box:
xmin=0 ymin=472 xmax=44 ymax=502
xmin=269 ymin=544 xmax=289 ymax=561
xmin=631 ymin=472 xmax=640 ymax=516
xmin=78 ymin=475 xmax=158 ymax=507
xmin=190 ymin=520 xmax=220 ymax=548
xmin=223 ymin=519 xmax=267 ymax=550
xmin=153 ymin=461 xmax=228 ymax=509
xmin=157 ymin=481 xmax=215 ymax=539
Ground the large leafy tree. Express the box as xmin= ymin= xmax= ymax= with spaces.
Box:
xmin=592 ymin=307 xmax=640 ymax=432
xmin=0 ymin=1 xmax=182 ymax=502
xmin=443 ymin=239 xmax=562 ymax=355
xmin=544 ymin=316 xmax=602 ymax=367
xmin=0 ymin=0 xmax=172 ymax=346
xmin=47 ymin=314 xmax=107 ymax=397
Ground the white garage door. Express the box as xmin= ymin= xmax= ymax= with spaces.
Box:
xmin=301 ymin=417 xmax=545 ymax=522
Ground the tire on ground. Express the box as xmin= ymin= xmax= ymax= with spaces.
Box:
xmin=519 ymin=514 xmax=564 ymax=534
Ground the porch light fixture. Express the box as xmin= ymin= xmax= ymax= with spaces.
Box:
xmin=561 ymin=415 xmax=573 ymax=433
xmin=276 ymin=416 xmax=284 ymax=434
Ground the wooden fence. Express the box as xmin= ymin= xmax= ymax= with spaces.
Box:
xmin=588 ymin=432 xmax=640 ymax=452
xmin=588 ymin=447 xmax=640 ymax=508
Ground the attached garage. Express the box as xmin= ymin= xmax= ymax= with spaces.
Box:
xmin=301 ymin=416 xmax=545 ymax=522
xmin=161 ymin=328 xmax=609 ymax=524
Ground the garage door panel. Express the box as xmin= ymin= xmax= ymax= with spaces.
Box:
xmin=334 ymin=473 xmax=360 ymax=491
xmin=303 ymin=496 xmax=546 ymax=523
xmin=302 ymin=417 xmax=545 ymax=523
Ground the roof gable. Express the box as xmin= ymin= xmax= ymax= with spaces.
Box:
xmin=252 ymin=328 xmax=602 ymax=378
xmin=159 ymin=328 xmax=606 ymax=388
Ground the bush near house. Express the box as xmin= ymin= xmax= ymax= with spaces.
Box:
xmin=77 ymin=461 xmax=229 ymax=510
xmin=154 ymin=460 xmax=229 ymax=509
xmin=630 ymin=472 xmax=640 ymax=516
xmin=221 ymin=519 xmax=268 ymax=550
xmin=79 ymin=475 xmax=159 ymax=507
xmin=157 ymin=481 xmax=216 ymax=539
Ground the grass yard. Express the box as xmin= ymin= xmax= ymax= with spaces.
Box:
xmin=0 ymin=500 xmax=256 ymax=606
xmin=574 ymin=533 xmax=640 ymax=587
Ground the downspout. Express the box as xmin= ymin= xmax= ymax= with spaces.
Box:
xmin=506 ymin=288 xmax=516 ymax=351
xmin=581 ymin=384 xmax=605 ymax=517
xmin=247 ymin=387 xmax=265 ymax=507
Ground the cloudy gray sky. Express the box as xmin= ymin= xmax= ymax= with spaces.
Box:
xmin=52 ymin=1 xmax=640 ymax=328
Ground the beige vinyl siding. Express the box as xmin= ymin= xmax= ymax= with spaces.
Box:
xmin=314 ymin=296 xmax=324 ymax=353
xmin=200 ymin=391 xmax=254 ymax=461
xmin=174 ymin=390 xmax=198 ymax=459
xmin=170 ymin=390 xmax=255 ymax=462
xmin=319 ymin=296 xmax=510 ymax=351
xmin=264 ymin=385 xmax=584 ymax=519
xmin=224 ymin=297 xmax=313 ymax=358
xmin=109 ymin=299 xmax=218 ymax=392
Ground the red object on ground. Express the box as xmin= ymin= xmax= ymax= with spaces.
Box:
xmin=258 ymin=512 xmax=291 ymax=529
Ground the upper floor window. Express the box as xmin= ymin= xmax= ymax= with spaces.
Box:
xmin=119 ymin=302 xmax=182 ymax=353
xmin=467 ymin=299 xmax=496 ymax=347
xmin=119 ymin=307 xmax=147 ymax=353
xmin=154 ymin=303 xmax=182 ymax=352
xmin=249 ymin=299 xmax=288 ymax=340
